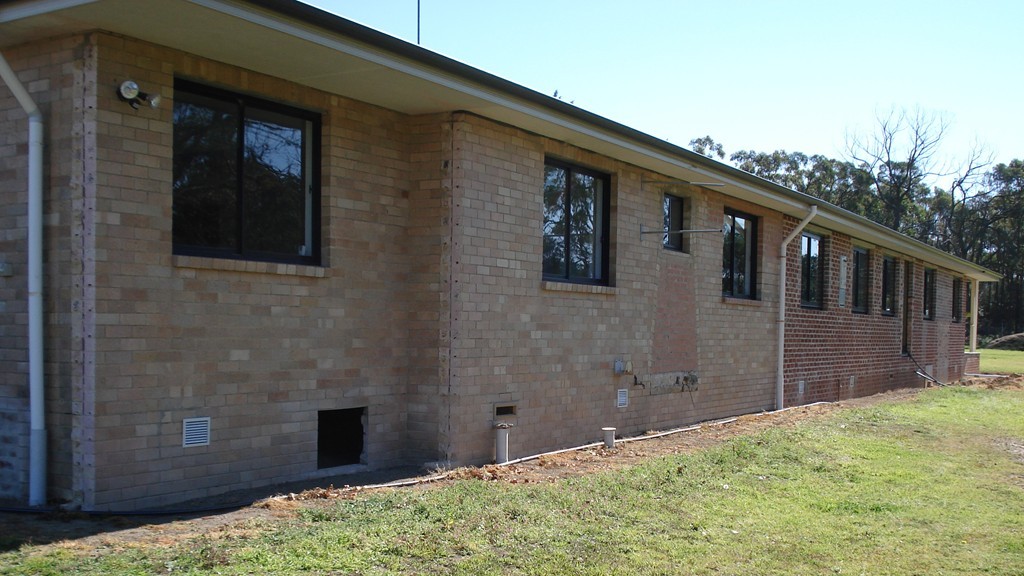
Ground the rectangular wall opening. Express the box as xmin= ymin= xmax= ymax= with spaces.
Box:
xmin=318 ymin=407 xmax=365 ymax=469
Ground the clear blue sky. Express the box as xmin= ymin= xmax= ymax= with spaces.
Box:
xmin=309 ymin=0 xmax=1022 ymax=179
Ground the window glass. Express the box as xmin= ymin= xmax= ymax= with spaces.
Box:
xmin=172 ymin=80 xmax=319 ymax=263
xmin=952 ymin=278 xmax=963 ymax=322
xmin=542 ymin=165 xmax=568 ymax=278
xmin=172 ymin=92 xmax=239 ymax=251
xmin=242 ymin=109 xmax=308 ymax=255
xmin=903 ymin=261 xmax=913 ymax=353
xmin=852 ymin=248 xmax=869 ymax=313
xmin=881 ymin=257 xmax=897 ymax=314
xmin=722 ymin=209 xmax=757 ymax=298
xmin=569 ymin=171 xmax=600 ymax=279
xmin=542 ymin=160 xmax=609 ymax=284
xmin=923 ymin=268 xmax=936 ymax=320
xmin=801 ymin=233 xmax=823 ymax=307
xmin=663 ymin=194 xmax=685 ymax=252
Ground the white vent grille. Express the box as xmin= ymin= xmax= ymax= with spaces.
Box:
xmin=616 ymin=389 xmax=628 ymax=408
xmin=182 ymin=417 xmax=211 ymax=447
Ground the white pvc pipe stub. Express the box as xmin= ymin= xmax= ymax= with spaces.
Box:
xmin=494 ymin=422 xmax=513 ymax=464
xmin=602 ymin=427 xmax=616 ymax=449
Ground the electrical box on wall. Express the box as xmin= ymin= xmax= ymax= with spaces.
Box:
xmin=613 ymin=358 xmax=634 ymax=375
xmin=838 ymin=256 xmax=848 ymax=307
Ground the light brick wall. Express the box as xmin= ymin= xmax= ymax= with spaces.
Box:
xmin=0 ymin=35 xmax=87 ymax=503
xmin=80 ymin=34 xmax=441 ymax=509
xmin=443 ymin=115 xmax=788 ymax=465
xmin=0 ymin=30 xmax=976 ymax=508
xmin=403 ymin=113 xmax=451 ymax=463
xmin=694 ymin=193 xmax=785 ymax=417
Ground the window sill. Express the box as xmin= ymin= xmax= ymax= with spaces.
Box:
xmin=800 ymin=303 xmax=824 ymax=310
xmin=542 ymin=281 xmax=616 ymax=296
xmin=173 ymin=255 xmax=326 ymax=278
xmin=721 ymin=296 xmax=762 ymax=307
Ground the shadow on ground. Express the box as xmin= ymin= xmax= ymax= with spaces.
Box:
xmin=0 ymin=465 xmax=424 ymax=551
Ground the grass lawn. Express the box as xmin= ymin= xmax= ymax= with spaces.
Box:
xmin=979 ymin=348 xmax=1024 ymax=374
xmin=4 ymin=386 xmax=1024 ymax=575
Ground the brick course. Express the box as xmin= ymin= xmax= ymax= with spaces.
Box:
xmin=0 ymin=32 xmax=976 ymax=509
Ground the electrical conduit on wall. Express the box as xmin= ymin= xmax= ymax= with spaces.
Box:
xmin=777 ymin=206 xmax=817 ymax=411
xmin=0 ymin=52 xmax=46 ymax=507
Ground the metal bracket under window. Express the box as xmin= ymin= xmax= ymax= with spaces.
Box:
xmin=640 ymin=224 xmax=725 ymax=242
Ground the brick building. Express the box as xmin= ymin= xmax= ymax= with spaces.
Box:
xmin=0 ymin=0 xmax=999 ymax=510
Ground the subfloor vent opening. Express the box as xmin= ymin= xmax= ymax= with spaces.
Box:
xmin=318 ymin=407 xmax=365 ymax=469
xmin=183 ymin=417 xmax=211 ymax=447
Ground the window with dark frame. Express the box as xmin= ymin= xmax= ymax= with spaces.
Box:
xmin=722 ymin=209 xmax=757 ymax=298
xmin=542 ymin=159 xmax=610 ymax=284
xmin=800 ymin=233 xmax=824 ymax=308
xmin=172 ymin=79 xmax=320 ymax=264
xmin=902 ymin=261 xmax=913 ymax=354
xmin=923 ymin=268 xmax=937 ymax=320
xmin=852 ymin=248 xmax=870 ymax=313
xmin=952 ymin=278 xmax=963 ymax=323
xmin=881 ymin=257 xmax=897 ymax=315
xmin=663 ymin=194 xmax=688 ymax=252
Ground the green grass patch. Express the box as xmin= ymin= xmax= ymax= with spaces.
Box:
xmin=979 ymin=348 xmax=1024 ymax=374
xmin=3 ymin=387 xmax=1023 ymax=575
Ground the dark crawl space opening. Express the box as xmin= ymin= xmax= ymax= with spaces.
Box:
xmin=317 ymin=407 xmax=365 ymax=469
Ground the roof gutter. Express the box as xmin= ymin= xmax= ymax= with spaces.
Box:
xmin=777 ymin=205 xmax=817 ymax=411
xmin=0 ymin=51 xmax=46 ymax=507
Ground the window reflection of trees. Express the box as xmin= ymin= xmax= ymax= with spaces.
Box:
xmin=173 ymin=99 xmax=238 ymax=250
xmin=172 ymin=85 xmax=314 ymax=261
xmin=543 ymin=163 xmax=606 ymax=282
xmin=723 ymin=210 xmax=755 ymax=298
xmin=243 ymin=113 xmax=305 ymax=254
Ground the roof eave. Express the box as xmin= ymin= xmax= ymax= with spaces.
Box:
xmin=0 ymin=0 xmax=1002 ymax=282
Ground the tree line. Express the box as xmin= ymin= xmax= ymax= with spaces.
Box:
xmin=689 ymin=109 xmax=1023 ymax=338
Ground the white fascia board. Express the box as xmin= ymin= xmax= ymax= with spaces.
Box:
xmin=189 ymin=1 xmax=721 ymax=177
xmin=4 ymin=0 xmax=997 ymax=283
xmin=0 ymin=0 xmax=96 ymax=23
xmin=173 ymin=3 xmax=1009 ymax=284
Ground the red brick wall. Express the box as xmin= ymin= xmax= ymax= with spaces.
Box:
xmin=782 ymin=216 xmax=967 ymax=406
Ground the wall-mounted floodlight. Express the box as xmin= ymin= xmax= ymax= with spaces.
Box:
xmin=117 ymin=80 xmax=161 ymax=109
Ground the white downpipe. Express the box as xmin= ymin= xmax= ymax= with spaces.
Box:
xmin=776 ymin=206 xmax=817 ymax=411
xmin=0 ymin=53 xmax=46 ymax=507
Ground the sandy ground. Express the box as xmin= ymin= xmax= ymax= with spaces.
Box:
xmin=3 ymin=376 xmax=1021 ymax=553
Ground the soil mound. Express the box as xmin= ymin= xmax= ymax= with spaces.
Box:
xmin=986 ymin=333 xmax=1024 ymax=351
